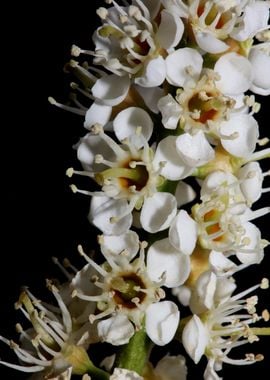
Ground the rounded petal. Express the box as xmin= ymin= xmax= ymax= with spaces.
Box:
xmin=140 ymin=192 xmax=177 ymax=233
xmin=200 ymin=171 xmax=238 ymax=197
xmin=214 ymin=53 xmax=253 ymax=95
xmin=238 ymin=162 xmax=263 ymax=204
xmin=235 ymin=222 xmax=264 ymax=265
xmin=135 ymin=56 xmax=166 ymax=88
xmin=77 ymin=133 xmax=114 ymax=172
xmin=84 ymin=102 xmax=112 ymax=129
xmin=194 ymin=31 xmax=229 ymax=54
xmin=230 ymin=1 xmax=270 ymax=41
xmin=189 ymin=271 xmax=217 ymax=314
xmin=97 ymin=314 xmax=134 ymax=346
xmin=155 ymin=355 xmax=187 ymax=380
xmin=113 ymin=107 xmax=153 ymax=145
xmin=147 ymin=238 xmax=190 ymax=287
xmin=209 ymin=251 xmax=237 ymax=275
xmin=175 ymin=181 xmax=196 ymax=208
xmin=89 ymin=196 xmax=132 ymax=235
xmin=156 ymin=10 xmax=184 ymax=50
xmin=169 ymin=210 xmax=198 ymax=255
xmin=135 ymin=85 xmax=164 ymax=114
xmin=154 ymin=135 xmax=194 ymax=180
xmin=249 ymin=43 xmax=270 ymax=96
xmin=99 ymin=230 xmax=140 ymax=262
xmin=92 ymin=74 xmax=130 ymax=106
xmin=176 ymin=131 xmax=215 ymax=167
xmin=166 ymin=48 xmax=203 ymax=87
xmin=220 ymin=114 xmax=259 ymax=157
xmin=145 ymin=301 xmax=180 ymax=345
xmin=182 ymin=315 xmax=208 ymax=364
xmin=157 ymin=94 xmax=182 ymax=130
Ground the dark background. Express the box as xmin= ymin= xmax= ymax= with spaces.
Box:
xmin=1 ymin=1 xmax=269 ymax=378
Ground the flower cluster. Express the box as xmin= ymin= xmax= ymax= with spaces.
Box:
xmin=2 ymin=0 xmax=270 ymax=379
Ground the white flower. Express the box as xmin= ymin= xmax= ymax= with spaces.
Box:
xmin=182 ymin=278 xmax=269 ymax=378
xmin=72 ymin=118 xmax=171 ymax=234
xmin=89 ymin=1 xmax=184 ymax=87
xmin=110 ymin=367 xmax=143 ymax=380
xmin=0 ymin=286 xmax=94 ymax=377
xmin=72 ymin=241 xmax=179 ymax=346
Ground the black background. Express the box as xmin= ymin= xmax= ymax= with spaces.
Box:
xmin=1 ymin=1 xmax=269 ymax=378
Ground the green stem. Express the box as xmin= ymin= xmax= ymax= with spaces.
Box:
xmin=115 ymin=328 xmax=152 ymax=375
xmin=87 ymin=362 xmax=110 ymax=380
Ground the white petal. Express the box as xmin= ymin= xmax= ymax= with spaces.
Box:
xmin=145 ymin=301 xmax=180 ymax=345
xmin=169 ymin=210 xmax=198 ymax=255
xmin=84 ymin=102 xmax=112 ymax=129
xmin=200 ymin=171 xmax=238 ymax=197
xmin=176 ymin=131 xmax=215 ymax=167
xmin=77 ymin=133 xmax=114 ymax=172
xmin=97 ymin=315 xmax=134 ymax=346
xmin=172 ymin=285 xmax=191 ymax=306
xmin=175 ymin=181 xmax=196 ymax=208
xmin=92 ymin=74 xmax=130 ymax=106
xmin=161 ymin=0 xmax=189 ymax=17
xmin=48 ymin=367 xmax=72 ymax=380
xmin=100 ymin=231 xmax=140 ymax=262
xmin=166 ymin=48 xmax=203 ymax=87
xmin=113 ymin=107 xmax=153 ymax=145
xmin=140 ymin=192 xmax=177 ymax=233
xmin=235 ymin=222 xmax=264 ymax=265
xmin=143 ymin=0 xmax=161 ymax=19
xmin=214 ymin=53 xmax=253 ymax=95
xmin=135 ymin=56 xmax=166 ymax=87
xmin=110 ymin=368 xmax=143 ymax=380
xmin=214 ymin=277 xmax=236 ymax=303
xmin=238 ymin=162 xmax=263 ymax=204
xmin=157 ymin=94 xmax=182 ymax=130
xmin=156 ymin=10 xmax=184 ymax=50
xmin=182 ymin=315 xmax=208 ymax=364
xmin=209 ymin=251 xmax=237 ymax=275
xmin=249 ymin=43 xmax=270 ymax=96
xmin=189 ymin=272 xmax=217 ymax=314
xmin=147 ymin=238 xmax=190 ymax=287
xmin=155 ymin=355 xmax=187 ymax=380
xmin=89 ymin=196 xmax=132 ymax=235
xmin=135 ymin=85 xmax=164 ymax=114
xmin=220 ymin=114 xmax=259 ymax=157
xmin=154 ymin=135 xmax=194 ymax=180
xmin=230 ymin=1 xmax=270 ymax=41
xmin=194 ymin=31 xmax=229 ymax=54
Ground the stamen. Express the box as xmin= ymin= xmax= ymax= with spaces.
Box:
xmin=48 ymin=97 xmax=86 ymax=116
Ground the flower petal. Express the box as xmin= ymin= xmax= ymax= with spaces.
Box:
xmin=156 ymin=10 xmax=184 ymax=50
xmin=92 ymin=74 xmax=130 ymax=106
xmin=249 ymin=43 xmax=270 ymax=96
xmin=140 ymin=192 xmax=177 ymax=233
xmin=237 ymin=162 xmax=263 ymax=204
xmin=97 ymin=315 xmax=134 ymax=346
xmin=182 ymin=315 xmax=208 ymax=364
xmin=157 ymin=94 xmax=182 ymax=130
xmin=154 ymin=355 xmax=187 ymax=380
xmin=166 ymin=48 xmax=203 ymax=87
xmin=220 ymin=114 xmax=259 ymax=157
xmin=175 ymin=181 xmax=196 ymax=208
xmin=135 ymin=85 xmax=164 ymax=114
xmin=84 ymin=102 xmax=112 ymax=130
xmin=147 ymin=238 xmax=190 ymax=287
xmin=194 ymin=31 xmax=229 ymax=54
xmin=145 ymin=301 xmax=180 ymax=345
xmin=135 ymin=56 xmax=166 ymax=88
xmin=110 ymin=368 xmax=143 ymax=380
xmin=113 ymin=107 xmax=153 ymax=145
xmin=169 ymin=210 xmax=198 ymax=255
xmin=99 ymin=231 xmax=140 ymax=262
xmin=154 ymin=136 xmax=194 ymax=180
xmin=214 ymin=53 xmax=253 ymax=95
xmin=176 ymin=131 xmax=215 ymax=167
xmin=235 ymin=222 xmax=264 ymax=265
xmin=89 ymin=196 xmax=132 ymax=235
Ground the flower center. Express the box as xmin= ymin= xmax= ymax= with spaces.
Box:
xmin=188 ymin=92 xmax=220 ymax=123
xmin=110 ymin=272 xmax=146 ymax=309
xmin=96 ymin=158 xmax=149 ymax=192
